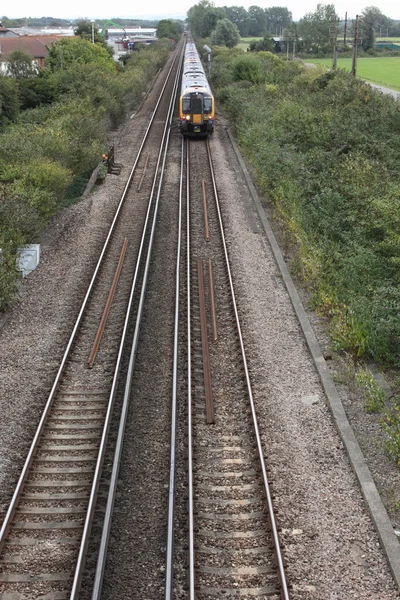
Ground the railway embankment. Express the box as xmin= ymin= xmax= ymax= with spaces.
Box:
xmin=210 ymin=45 xmax=400 ymax=487
xmin=0 ymin=37 xmax=172 ymax=313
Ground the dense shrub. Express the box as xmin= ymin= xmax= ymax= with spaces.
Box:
xmin=0 ymin=75 xmax=19 ymax=127
xmin=0 ymin=39 xmax=170 ymax=311
xmin=214 ymin=54 xmax=400 ymax=366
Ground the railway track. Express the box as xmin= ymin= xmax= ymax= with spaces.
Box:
xmin=1 ymin=40 xmax=289 ymax=599
xmin=165 ymin=137 xmax=290 ymax=599
xmin=0 ymin=43 xmax=183 ymax=600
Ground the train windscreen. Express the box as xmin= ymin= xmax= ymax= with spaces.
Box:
xmin=203 ymin=97 xmax=212 ymax=114
xmin=191 ymin=95 xmax=203 ymax=114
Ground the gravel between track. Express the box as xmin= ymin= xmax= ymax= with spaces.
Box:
xmin=207 ymin=121 xmax=400 ymax=599
xmin=0 ymin=72 xmax=399 ymax=598
xmin=0 ymin=66 xmax=167 ymax=523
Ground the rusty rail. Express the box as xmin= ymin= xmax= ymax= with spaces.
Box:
xmin=208 ymin=258 xmax=217 ymax=342
xmin=198 ymin=258 xmax=214 ymax=424
xmin=88 ymin=238 xmax=128 ymax=368
xmin=202 ymin=179 xmax=210 ymax=242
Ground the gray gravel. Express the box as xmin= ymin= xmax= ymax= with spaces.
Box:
xmin=208 ymin=118 xmax=400 ymax=598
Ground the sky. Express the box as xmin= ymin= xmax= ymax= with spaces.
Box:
xmin=4 ymin=0 xmax=400 ymax=23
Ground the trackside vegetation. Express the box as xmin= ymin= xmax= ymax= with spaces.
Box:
xmin=0 ymin=38 xmax=171 ymax=311
xmin=210 ymin=49 xmax=400 ymax=368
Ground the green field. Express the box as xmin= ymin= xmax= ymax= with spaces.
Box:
xmin=306 ymin=57 xmax=400 ymax=91
xmin=238 ymin=37 xmax=262 ymax=52
xmin=376 ymin=37 xmax=400 ymax=42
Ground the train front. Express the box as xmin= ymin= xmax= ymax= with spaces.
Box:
xmin=179 ymin=87 xmax=214 ymax=136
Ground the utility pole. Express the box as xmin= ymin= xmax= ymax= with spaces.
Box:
xmin=343 ymin=11 xmax=347 ymax=45
xmin=292 ymin=38 xmax=296 ymax=59
xmin=351 ymin=15 xmax=362 ymax=77
xmin=91 ymin=20 xmax=95 ymax=44
xmin=330 ymin=19 xmax=338 ymax=70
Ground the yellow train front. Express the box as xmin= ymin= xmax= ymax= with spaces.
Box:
xmin=179 ymin=43 xmax=215 ymax=137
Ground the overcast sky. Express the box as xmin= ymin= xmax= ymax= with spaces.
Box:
xmin=6 ymin=0 xmax=400 ymax=23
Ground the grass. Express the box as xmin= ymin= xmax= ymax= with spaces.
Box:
xmin=305 ymin=57 xmax=400 ymax=91
xmin=376 ymin=37 xmax=400 ymax=42
xmin=238 ymin=37 xmax=262 ymax=52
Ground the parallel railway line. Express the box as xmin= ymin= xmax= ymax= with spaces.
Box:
xmin=185 ymin=138 xmax=289 ymax=598
xmin=1 ymin=36 xmax=399 ymax=600
xmin=165 ymin=137 xmax=290 ymax=599
xmin=0 ymin=43 xmax=183 ymax=600
xmin=0 ymin=41 xmax=289 ymax=600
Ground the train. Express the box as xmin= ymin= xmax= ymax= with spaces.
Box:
xmin=179 ymin=42 xmax=215 ymax=137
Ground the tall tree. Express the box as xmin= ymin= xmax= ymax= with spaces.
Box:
xmin=361 ymin=6 xmax=386 ymax=50
xmin=74 ymin=19 xmax=113 ymax=56
xmin=74 ymin=19 xmax=101 ymax=42
xmin=298 ymin=4 xmax=338 ymax=52
xmin=248 ymin=5 xmax=268 ymax=37
xmin=157 ymin=19 xmax=180 ymax=40
xmin=222 ymin=6 xmax=250 ymax=36
xmin=187 ymin=0 xmax=225 ymax=37
xmin=210 ymin=18 xmax=240 ymax=47
xmin=265 ymin=7 xmax=292 ymax=35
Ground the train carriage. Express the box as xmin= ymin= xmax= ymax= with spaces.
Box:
xmin=179 ymin=42 xmax=215 ymax=137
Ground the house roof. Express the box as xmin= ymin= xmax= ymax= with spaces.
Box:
xmin=0 ymin=36 xmax=63 ymax=60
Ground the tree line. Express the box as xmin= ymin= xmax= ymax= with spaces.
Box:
xmin=188 ymin=2 xmax=292 ymax=38
xmin=0 ymin=16 xmax=160 ymax=29
xmin=187 ymin=1 xmax=400 ymax=53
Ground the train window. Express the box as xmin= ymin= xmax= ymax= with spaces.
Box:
xmin=182 ymin=97 xmax=191 ymax=114
xmin=191 ymin=95 xmax=203 ymax=114
xmin=204 ymin=97 xmax=212 ymax=114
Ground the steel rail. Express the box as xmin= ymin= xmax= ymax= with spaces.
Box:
xmin=73 ymin=46 xmax=184 ymax=600
xmin=186 ymin=140 xmax=196 ymax=600
xmin=0 ymin=48 xmax=179 ymax=555
xmin=164 ymin=134 xmax=185 ymax=600
xmin=88 ymin=238 xmax=128 ymax=368
xmin=90 ymin=45 xmax=184 ymax=600
xmin=208 ymin=258 xmax=218 ymax=342
xmin=137 ymin=152 xmax=150 ymax=192
xmin=197 ymin=258 xmax=214 ymax=424
xmin=202 ymin=179 xmax=210 ymax=241
xmin=206 ymin=138 xmax=290 ymax=600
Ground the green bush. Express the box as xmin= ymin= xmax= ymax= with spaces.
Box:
xmin=213 ymin=53 xmax=400 ymax=365
xmin=0 ymin=39 xmax=170 ymax=312
xmin=0 ymin=75 xmax=19 ymax=127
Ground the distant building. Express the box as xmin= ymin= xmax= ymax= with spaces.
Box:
xmin=7 ymin=27 xmax=75 ymax=37
xmin=104 ymin=27 xmax=158 ymax=60
xmin=0 ymin=26 xmax=20 ymax=38
xmin=104 ymin=27 xmax=157 ymax=41
xmin=0 ymin=36 xmax=66 ymax=73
